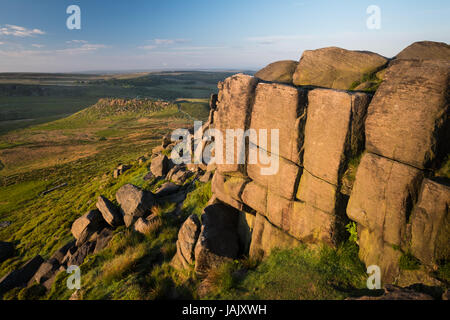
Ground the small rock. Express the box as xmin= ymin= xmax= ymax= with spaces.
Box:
xmin=71 ymin=210 xmax=107 ymax=245
xmin=0 ymin=255 xmax=44 ymax=296
xmin=116 ymin=184 xmax=155 ymax=227
xmin=150 ymin=155 xmax=171 ymax=177
xmin=96 ymin=196 xmax=124 ymax=228
xmin=155 ymin=182 xmax=180 ymax=197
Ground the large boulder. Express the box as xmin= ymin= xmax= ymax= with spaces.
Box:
xmin=211 ymin=172 xmax=247 ymax=211
xmin=292 ymin=46 xmax=388 ymax=90
xmin=150 ymin=155 xmax=171 ymax=177
xmin=172 ymin=215 xmax=201 ymax=269
xmin=396 ymin=41 xmax=450 ymax=61
xmin=0 ymin=255 xmax=44 ymax=296
xmin=214 ymin=74 xmax=259 ymax=174
xmin=410 ymin=179 xmax=450 ymax=266
xmin=29 ymin=258 xmax=60 ymax=288
xmin=194 ymin=203 xmax=240 ymax=276
xmin=0 ymin=242 xmax=14 ymax=263
xmin=71 ymin=210 xmax=107 ymax=245
xmin=96 ymin=196 xmax=124 ymax=228
xmin=116 ymin=184 xmax=155 ymax=227
xmin=254 ymin=60 xmax=298 ymax=84
xmin=365 ymin=59 xmax=450 ymax=169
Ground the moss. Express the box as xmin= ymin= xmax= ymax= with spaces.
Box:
xmin=18 ymin=284 xmax=47 ymax=300
xmin=348 ymin=69 xmax=384 ymax=92
xmin=345 ymin=222 xmax=358 ymax=244
xmin=436 ymin=261 xmax=450 ymax=282
xmin=399 ymin=252 xmax=421 ymax=270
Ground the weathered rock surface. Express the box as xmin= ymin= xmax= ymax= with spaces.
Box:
xmin=211 ymin=172 xmax=247 ymax=211
xmin=151 ymin=154 xmax=171 ymax=177
xmin=155 ymin=182 xmax=180 ymax=197
xmin=96 ymin=196 xmax=124 ymax=227
xmin=0 ymin=255 xmax=44 ymax=295
xmin=254 ymin=60 xmax=298 ymax=84
xmin=249 ymin=82 xmax=307 ymax=163
xmin=194 ymin=203 xmax=240 ymax=276
xmin=249 ymin=213 xmax=301 ymax=260
xmin=0 ymin=241 xmax=14 ymax=263
xmin=365 ymin=59 xmax=450 ymax=169
xmin=71 ymin=210 xmax=107 ymax=245
xmin=302 ymin=89 xmax=370 ymax=185
xmin=214 ymin=74 xmax=259 ymax=173
xmin=292 ymin=47 xmax=388 ymax=89
xmin=116 ymin=184 xmax=155 ymax=227
xmin=172 ymin=215 xmax=201 ymax=269
xmin=396 ymin=41 xmax=450 ymax=61
xmin=410 ymin=179 xmax=450 ymax=266
xmin=133 ymin=214 xmax=161 ymax=235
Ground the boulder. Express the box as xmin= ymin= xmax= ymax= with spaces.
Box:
xmin=249 ymin=83 xmax=307 ymax=164
xmin=214 ymin=74 xmax=259 ymax=173
xmin=249 ymin=213 xmax=301 ymax=261
xmin=0 ymin=255 xmax=44 ymax=296
xmin=116 ymin=184 xmax=155 ymax=227
xmin=71 ymin=210 xmax=106 ymax=245
xmin=241 ymin=181 xmax=267 ymax=214
xmin=410 ymin=179 xmax=450 ymax=266
xmin=29 ymin=258 xmax=60 ymax=287
xmin=150 ymin=155 xmax=171 ymax=177
xmin=133 ymin=215 xmax=162 ymax=235
xmin=172 ymin=215 xmax=201 ymax=269
xmin=94 ymin=228 xmax=114 ymax=254
xmin=96 ymin=196 xmax=124 ymax=227
xmin=65 ymin=241 xmax=96 ymax=267
xmin=49 ymin=240 xmax=76 ymax=264
xmin=254 ymin=60 xmax=298 ymax=84
xmin=302 ymin=89 xmax=370 ymax=185
xmin=296 ymin=170 xmax=338 ymax=214
xmin=155 ymin=182 xmax=180 ymax=197
xmin=170 ymin=168 xmax=193 ymax=185
xmin=194 ymin=203 xmax=240 ymax=276
xmin=365 ymin=59 xmax=450 ymax=169
xmin=292 ymin=46 xmax=388 ymax=90
xmin=396 ymin=41 xmax=450 ymax=61
xmin=0 ymin=242 xmax=14 ymax=263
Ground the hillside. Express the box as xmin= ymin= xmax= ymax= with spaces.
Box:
xmin=0 ymin=41 xmax=449 ymax=301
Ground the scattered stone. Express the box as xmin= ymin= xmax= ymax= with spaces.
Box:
xmin=96 ymin=196 xmax=124 ymax=227
xmin=150 ymin=155 xmax=171 ymax=177
xmin=133 ymin=215 xmax=162 ymax=235
xmin=71 ymin=210 xmax=107 ymax=245
xmin=94 ymin=228 xmax=114 ymax=254
xmin=113 ymin=164 xmax=131 ymax=178
xmin=155 ymin=182 xmax=180 ymax=197
xmin=116 ymin=184 xmax=155 ymax=227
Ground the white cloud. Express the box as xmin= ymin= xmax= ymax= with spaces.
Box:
xmin=31 ymin=44 xmax=45 ymax=48
xmin=0 ymin=42 xmax=4 ymax=45
xmin=66 ymin=40 xmax=89 ymax=44
xmin=153 ymin=38 xmax=190 ymax=45
xmin=56 ymin=43 xmax=108 ymax=55
xmin=247 ymin=35 xmax=314 ymax=45
xmin=138 ymin=45 xmax=157 ymax=50
xmin=0 ymin=24 xmax=45 ymax=37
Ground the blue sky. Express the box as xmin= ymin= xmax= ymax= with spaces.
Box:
xmin=0 ymin=0 xmax=449 ymax=72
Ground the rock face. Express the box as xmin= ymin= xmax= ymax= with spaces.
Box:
xmin=254 ymin=60 xmax=298 ymax=84
xmin=365 ymin=59 xmax=449 ymax=170
xmin=410 ymin=179 xmax=450 ymax=266
xmin=116 ymin=184 xmax=155 ymax=227
xmin=194 ymin=203 xmax=241 ymax=276
xmin=396 ymin=41 xmax=450 ymax=61
xmin=292 ymin=47 xmax=388 ymax=90
xmin=96 ymin=196 xmax=124 ymax=227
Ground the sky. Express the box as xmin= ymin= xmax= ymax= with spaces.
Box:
xmin=0 ymin=0 xmax=449 ymax=72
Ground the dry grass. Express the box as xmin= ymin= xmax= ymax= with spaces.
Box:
xmin=101 ymin=242 xmax=147 ymax=282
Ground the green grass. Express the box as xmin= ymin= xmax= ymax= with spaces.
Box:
xmin=206 ymin=242 xmax=367 ymax=300
xmin=182 ymin=181 xmax=212 ymax=219
xmin=399 ymin=252 xmax=421 ymax=271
